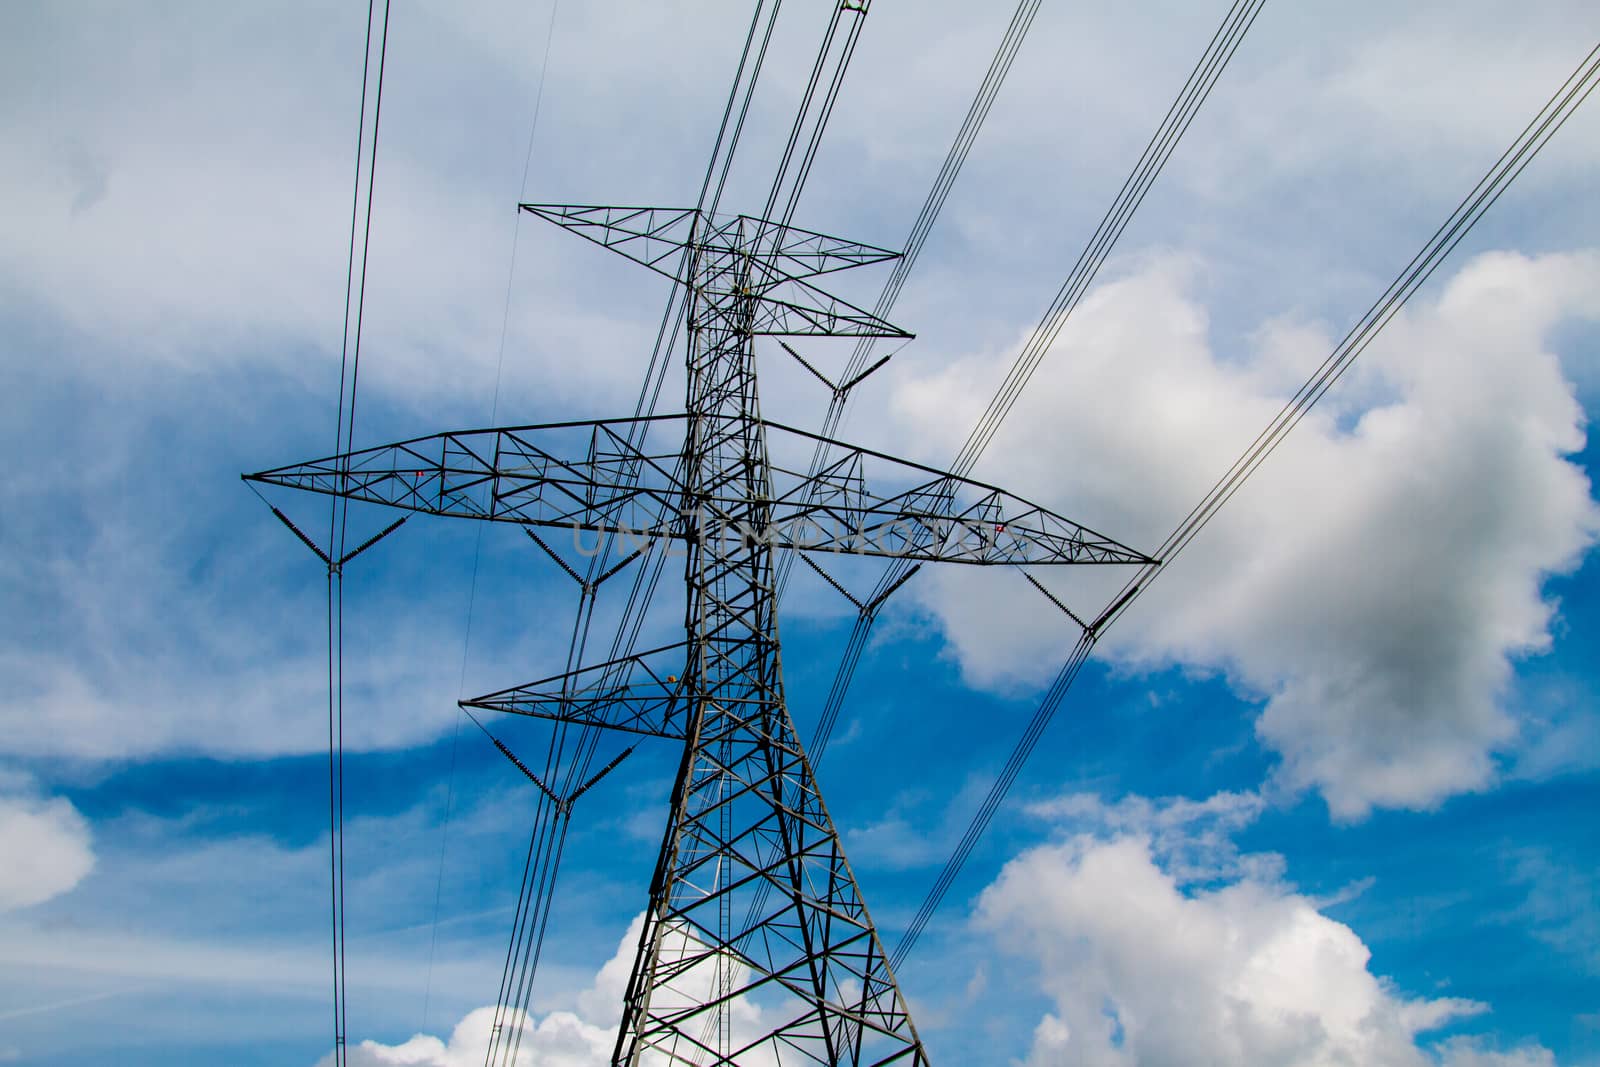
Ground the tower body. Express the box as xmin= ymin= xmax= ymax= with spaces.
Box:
xmin=616 ymin=220 xmax=927 ymax=1065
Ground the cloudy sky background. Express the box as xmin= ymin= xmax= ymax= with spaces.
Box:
xmin=2 ymin=0 xmax=1598 ymax=1064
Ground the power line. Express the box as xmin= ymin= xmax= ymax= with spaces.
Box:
xmin=480 ymin=6 xmax=790 ymax=1058
xmin=725 ymin=0 xmax=1047 ymax=997
xmin=1102 ymin=37 xmax=1600 ymax=633
xmin=424 ymin=0 xmax=565 ymax=1040
xmin=847 ymin=0 xmax=1268 ymax=972
xmin=951 ymin=0 xmax=1266 ymax=480
xmin=759 ymin=0 xmax=1268 ymax=975
xmin=891 ymin=31 xmax=1600 ymax=971
xmin=774 ymin=0 xmax=1043 ymax=601
xmin=794 ymin=0 xmax=1265 ymax=746
xmin=320 ymin=4 xmax=391 ymax=1065
xmin=891 ymin=634 xmax=1095 ymax=968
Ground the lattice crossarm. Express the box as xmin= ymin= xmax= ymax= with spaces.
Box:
xmin=462 ymin=641 xmax=694 ymax=739
xmin=246 ymin=416 xmax=691 ymax=537
xmin=754 ymin=421 xmax=1158 ymax=567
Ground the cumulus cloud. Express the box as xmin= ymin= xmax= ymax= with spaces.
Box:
xmin=330 ymin=1006 xmax=611 ymax=1067
xmin=898 ymin=250 xmax=1600 ymax=816
xmin=0 ymin=775 xmax=94 ymax=912
xmin=977 ymin=791 xmax=1551 ymax=1067
xmin=313 ymin=913 xmax=635 ymax=1067
xmin=1023 ymin=789 xmax=1276 ymax=885
xmin=326 ymin=914 xmax=778 ymax=1067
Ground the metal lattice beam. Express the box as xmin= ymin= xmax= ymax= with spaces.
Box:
xmin=246 ymin=417 xmax=1152 ymax=569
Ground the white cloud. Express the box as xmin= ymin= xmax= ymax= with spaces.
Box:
xmin=899 ymin=250 xmax=1600 ymax=816
xmin=1435 ymin=1039 xmax=1558 ymax=1067
xmin=0 ymin=779 xmax=94 ymax=912
xmin=327 ymin=914 xmax=779 ymax=1067
xmin=0 ymin=789 xmax=518 ymax=984
xmin=2 ymin=2 xmax=1596 ymax=1063
xmin=1024 ymin=789 xmax=1278 ymax=885
xmin=332 ymin=1006 xmax=611 ymax=1067
xmin=977 ymin=791 xmax=1551 ymax=1067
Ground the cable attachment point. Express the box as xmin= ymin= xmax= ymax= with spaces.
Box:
xmin=338 ymin=515 xmax=407 ymax=567
xmin=263 ymin=503 xmax=406 ymax=576
xmin=778 ymin=341 xmax=894 ymax=402
xmin=1022 ymin=571 xmax=1092 ymax=635
xmin=527 ymin=527 xmax=648 ymax=596
xmin=1089 ymin=583 xmax=1140 ymax=636
xmin=798 ymin=552 xmax=863 ymax=611
xmin=465 ymin=706 xmax=635 ymax=816
xmin=268 ymin=505 xmax=333 ymax=568
xmin=863 ymin=562 xmax=920 ymax=618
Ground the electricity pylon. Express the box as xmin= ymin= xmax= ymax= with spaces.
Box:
xmin=249 ymin=202 xmax=1152 ymax=1064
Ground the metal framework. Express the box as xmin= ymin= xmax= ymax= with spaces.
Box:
xmin=249 ymin=412 xmax=1147 ymax=568
xmin=249 ymin=203 xmax=1152 ymax=1065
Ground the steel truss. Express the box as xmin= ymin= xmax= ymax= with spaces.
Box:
xmin=248 ymin=414 xmax=1149 ymax=569
xmin=248 ymin=205 xmax=1151 ymax=1065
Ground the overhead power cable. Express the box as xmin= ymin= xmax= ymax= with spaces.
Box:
xmin=724 ymin=0 xmax=1045 ymax=1019
xmin=477 ymin=6 xmax=789 ymax=1060
xmin=780 ymin=1 xmax=1268 ymax=985
xmin=424 ymin=0 xmax=563 ymax=1038
xmin=794 ymin=0 xmax=1265 ymax=690
xmin=774 ymin=0 xmax=1043 ymax=601
xmin=320 ymin=3 xmax=390 ymax=1065
xmin=950 ymin=0 xmax=1266 ymax=480
xmin=891 ymin=32 xmax=1600 ymax=970
xmin=890 ymin=634 xmax=1094 ymax=968
xmin=1100 ymin=37 xmax=1600 ymax=634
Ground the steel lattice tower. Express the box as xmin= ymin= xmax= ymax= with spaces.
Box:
xmin=249 ymin=0 xmax=1160 ymax=1041
xmin=250 ymin=200 xmax=1152 ymax=1065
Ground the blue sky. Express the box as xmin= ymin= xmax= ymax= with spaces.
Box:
xmin=2 ymin=1 xmax=1598 ymax=1064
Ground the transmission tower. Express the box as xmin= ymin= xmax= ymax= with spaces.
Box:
xmin=250 ymin=200 xmax=1151 ymax=1064
xmin=248 ymin=6 xmax=1155 ymax=1061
